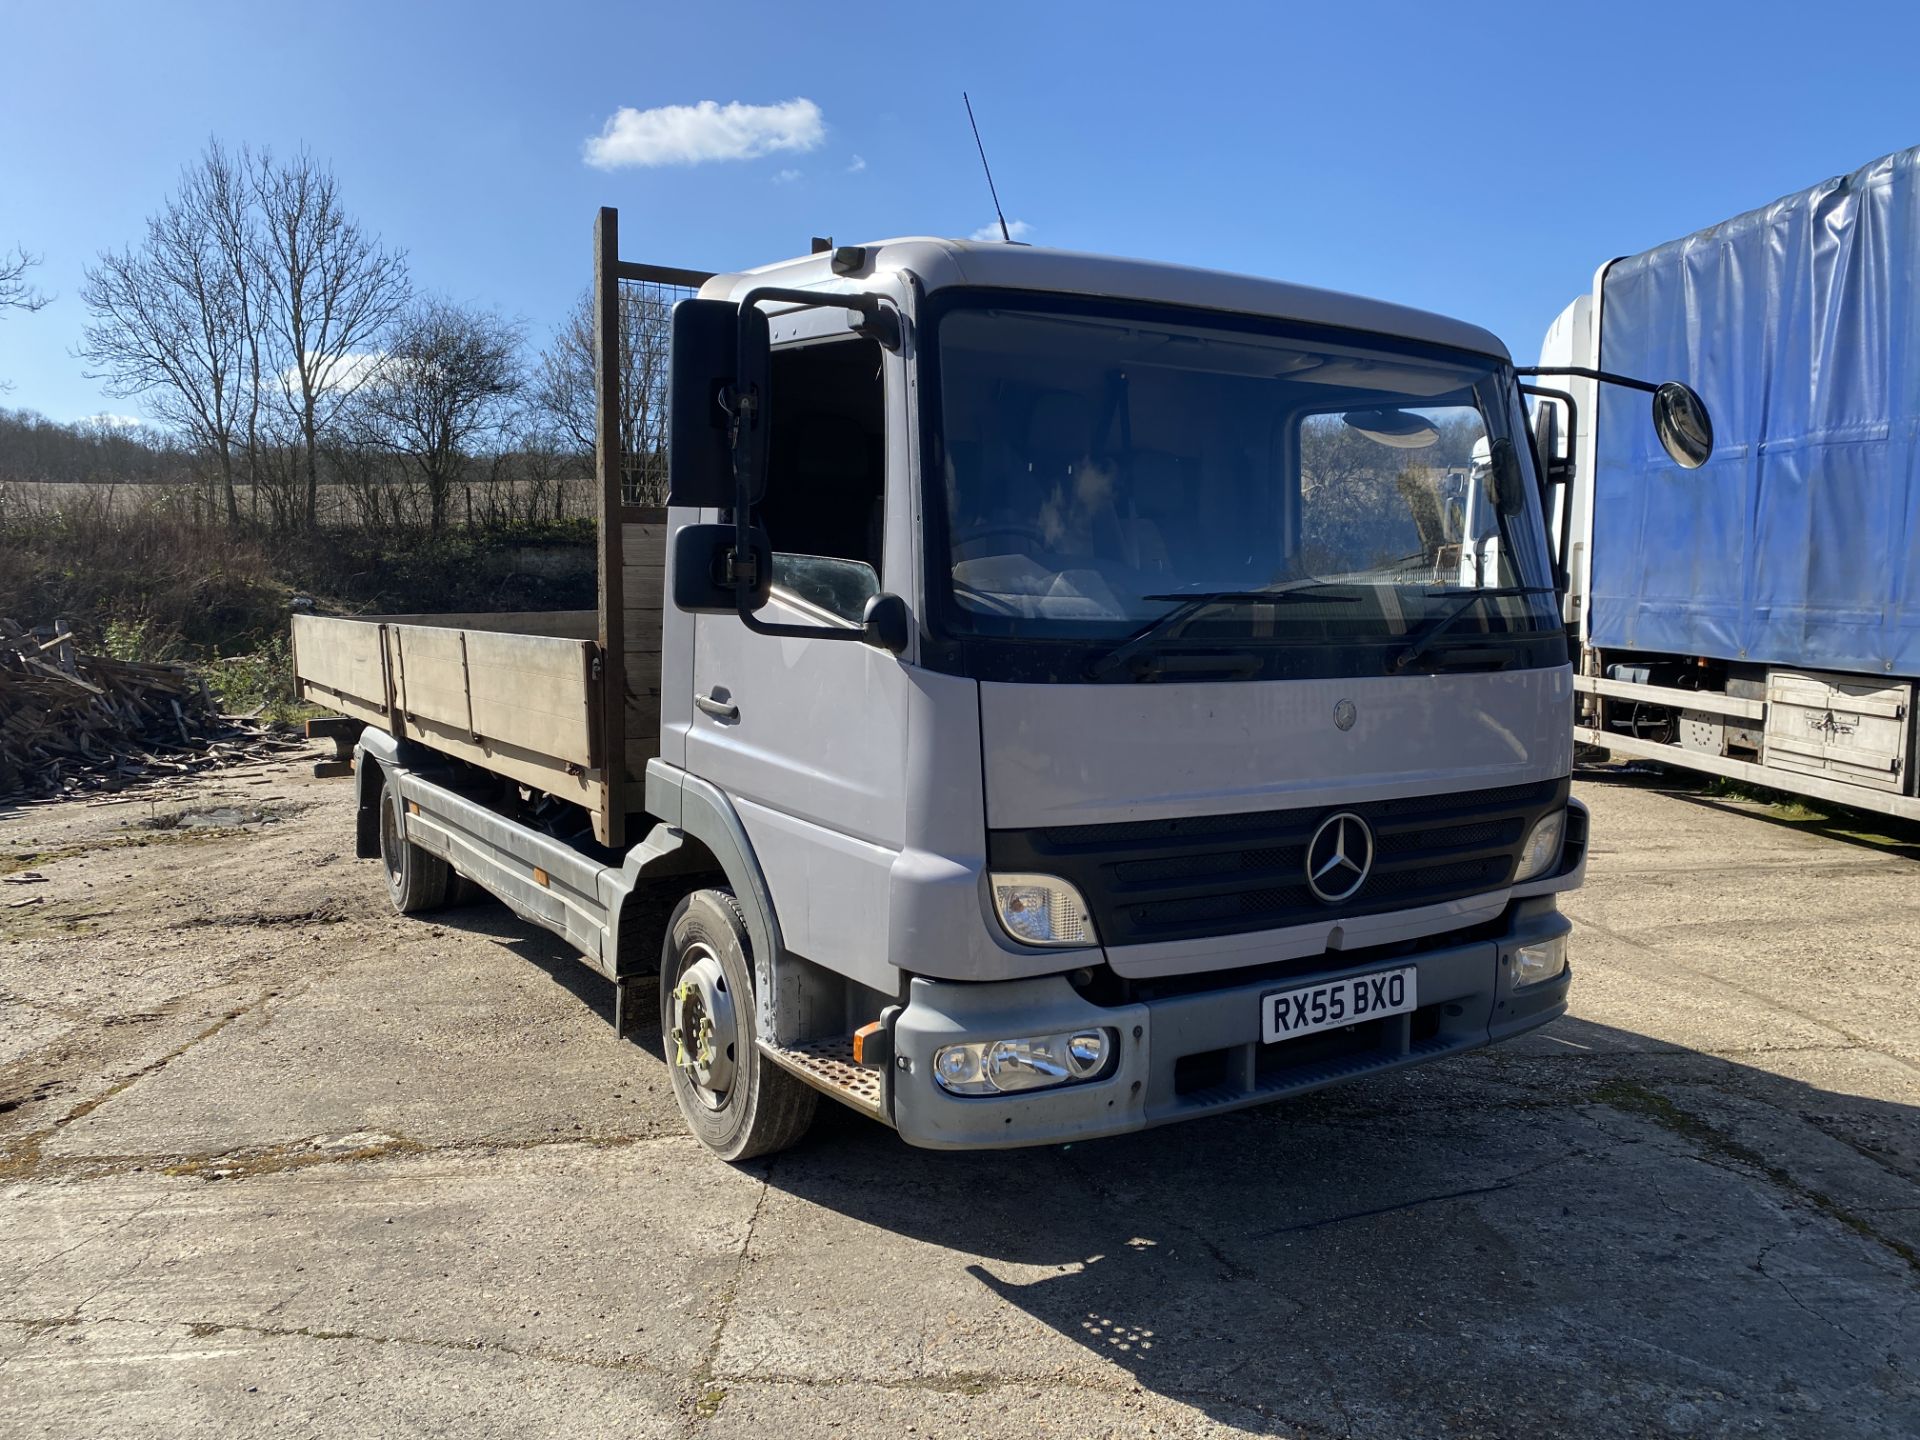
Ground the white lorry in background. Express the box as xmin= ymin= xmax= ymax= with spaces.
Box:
xmin=292 ymin=209 xmax=1708 ymax=1161
xmin=1538 ymin=144 xmax=1920 ymax=819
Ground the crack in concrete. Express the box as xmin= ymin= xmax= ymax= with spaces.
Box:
xmin=1241 ymin=1144 xmax=1604 ymax=1242
xmin=692 ymin=1356 xmax=1307 ymax=1433
xmin=1753 ymin=1240 xmax=1860 ymax=1341
xmin=1750 ymin=1240 xmax=1914 ymax=1386
xmin=0 ymin=1311 xmax=676 ymax=1377
xmin=1595 ymin=1080 xmax=1920 ymax=1278
xmin=0 ymin=998 xmax=273 ymax=1181
xmin=1566 ymin=915 xmax=1920 ymax=1078
xmin=1051 ymin=1133 xmax=1350 ymax=1437
xmin=2 ymin=1129 xmax=690 ymax=1185
xmin=682 ymin=1155 xmax=778 ymax=1431
xmin=0 ymin=1191 xmax=168 ymax=1311
xmin=1795 ymin=1112 xmax=1920 ymax=1192
xmin=0 ymin=920 xmax=511 ymax=1182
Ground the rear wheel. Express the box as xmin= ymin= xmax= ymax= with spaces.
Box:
xmin=661 ymin=889 xmax=816 ymax=1161
xmin=378 ymin=779 xmax=451 ymax=915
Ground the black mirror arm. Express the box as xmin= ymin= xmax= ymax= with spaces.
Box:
xmin=740 ymin=609 xmax=868 ymax=642
xmin=1516 ymin=364 xmax=1661 ymax=395
xmin=733 ymin=284 xmax=902 ymax=354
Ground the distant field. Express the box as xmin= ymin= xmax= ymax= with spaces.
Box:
xmin=0 ymin=477 xmax=601 ymax=529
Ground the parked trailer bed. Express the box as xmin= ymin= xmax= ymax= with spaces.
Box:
xmin=1542 ymin=146 xmax=1920 ymax=821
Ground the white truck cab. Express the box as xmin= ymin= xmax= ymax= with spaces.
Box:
xmin=300 ymin=216 xmax=1643 ymax=1160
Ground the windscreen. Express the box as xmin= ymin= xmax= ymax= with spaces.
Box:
xmin=930 ymin=299 xmax=1560 ymax=678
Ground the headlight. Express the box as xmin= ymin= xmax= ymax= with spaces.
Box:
xmin=933 ymin=1028 xmax=1115 ymax=1095
xmin=989 ymin=872 xmax=1096 ymax=946
xmin=1512 ymin=934 xmax=1568 ymax=987
xmin=1514 ymin=809 xmax=1567 ymax=882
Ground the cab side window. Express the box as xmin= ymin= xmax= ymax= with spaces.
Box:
xmin=759 ymin=336 xmax=886 ymax=623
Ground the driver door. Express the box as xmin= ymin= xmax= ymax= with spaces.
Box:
xmin=685 ymin=314 xmax=912 ymax=998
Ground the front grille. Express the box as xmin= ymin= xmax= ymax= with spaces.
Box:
xmin=988 ymin=778 xmax=1568 ymax=946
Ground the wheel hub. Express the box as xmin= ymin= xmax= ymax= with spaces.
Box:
xmin=668 ymin=949 xmax=737 ymax=1108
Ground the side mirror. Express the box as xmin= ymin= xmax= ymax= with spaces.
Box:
xmin=1485 ymin=437 xmax=1527 ymax=517
xmin=861 ymin=592 xmax=910 ymax=654
xmin=1652 ymin=382 xmax=1713 ymax=469
xmin=1530 ymin=400 xmax=1562 ymax=494
xmin=667 ymin=298 xmax=772 ymax=508
xmin=671 ymin=522 xmax=771 ymax=614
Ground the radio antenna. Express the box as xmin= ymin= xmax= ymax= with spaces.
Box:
xmin=963 ymin=92 xmax=1013 ymax=243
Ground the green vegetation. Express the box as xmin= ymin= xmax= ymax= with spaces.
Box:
xmin=202 ymin=637 xmax=308 ymax=726
xmin=0 ymin=478 xmax=595 ymax=729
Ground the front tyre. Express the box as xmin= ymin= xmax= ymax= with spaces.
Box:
xmin=661 ymin=889 xmax=816 ymax=1162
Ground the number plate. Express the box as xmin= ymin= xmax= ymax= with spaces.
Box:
xmin=1261 ymin=966 xmax=1418 ymax=1044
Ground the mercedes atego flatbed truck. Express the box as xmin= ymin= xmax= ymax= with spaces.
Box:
xmin=293 ymin=209 xmax=1708 ymax=1160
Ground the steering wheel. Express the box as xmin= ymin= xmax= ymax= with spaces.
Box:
xmin=955 ymin=522 xmax=1050 ymax=556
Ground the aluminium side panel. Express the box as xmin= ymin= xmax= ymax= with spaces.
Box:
xmin=1589 ymin=145 xmax=1920 ymax=677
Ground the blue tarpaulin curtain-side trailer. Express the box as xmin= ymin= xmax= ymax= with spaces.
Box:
xmin=1590 ymin=145 xmax=1920 ymax=678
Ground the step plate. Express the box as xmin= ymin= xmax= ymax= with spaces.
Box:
xmin=763 ymin=1037 xmax=885 ymax=1118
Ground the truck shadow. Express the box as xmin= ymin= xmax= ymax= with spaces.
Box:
xmin=420 ymin=891 xmax=1920 ymax=1431
xmin=422 ymin=894 xmax=672 ymax=1062
xmin=762 ymin=1018 xmax=1920 ymax=1435
xmin=1578 ymin=762 xmax=1920 ymax=860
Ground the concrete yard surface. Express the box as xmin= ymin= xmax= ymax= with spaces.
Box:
xmin=2 ymin=757 xmax=1917 ymax=1438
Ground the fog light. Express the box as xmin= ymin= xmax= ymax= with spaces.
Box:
xmin=989 ymin=873 xmax=1096 ymax=947
xmin=1514 ymin=809 xmax=1567 ymax=882
xmin=932 ymin=1028 xmax=1115 ymax=1095
xmin=1513 ymin=935 xmax=1568 ymax=988
xmin=933 ymin=1045 xmax=983 ymax=1090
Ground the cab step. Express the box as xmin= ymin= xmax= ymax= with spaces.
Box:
xmin=761 ymin=1037 xmax=885 ymax=1119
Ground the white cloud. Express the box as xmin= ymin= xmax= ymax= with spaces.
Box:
xmin=969 ymin=219 xmax=1033 ymax=243
xmin=279 ymin=351 xmax=390 ymax=397
xmin=80 ymin=412 xmax=145 ymax=430
xmin=846 ymin=154 xmax=867 ymax=173
xmin=771 ymin=168 xmax=802 ymax=185
xmin=584 ymin=98 xmax=825 ymax=170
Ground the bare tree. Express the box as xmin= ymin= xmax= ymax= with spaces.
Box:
xmin=350 ymin=299 xmax=524 ymax=533
xmin=0 ymin=247 xmax=52 ymax=393
xmin=253 ymin=149 xmax=408 ymax=528
xmin=532 ymin=284 xmax=672 ymax=502
xmin=199 ymin=142 xmax=270 ymax=521
xmin=0 ymin=247 xmax=50 ymax=314
xmin=79 ymin=164 xmax=250 ymax=522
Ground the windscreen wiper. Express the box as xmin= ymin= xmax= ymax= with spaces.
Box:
xmin=1085 ymin=582 xmax=1357 ymax=681
xmin=1387 ymin=586 xmax=1555 ymax=673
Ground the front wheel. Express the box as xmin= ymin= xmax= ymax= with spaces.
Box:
xmin=661 ymin=889 xmax=816 ymax=1161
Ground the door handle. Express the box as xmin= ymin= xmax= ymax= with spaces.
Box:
xmin=695 ymin=691 xmax=739 ymax=721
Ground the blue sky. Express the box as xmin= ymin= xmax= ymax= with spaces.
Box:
xmin=2 ymin=0 xmax=1916 ymax=424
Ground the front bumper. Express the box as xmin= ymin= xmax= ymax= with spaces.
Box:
xmin=889 ymin=897 xmax=1570 ymax=1149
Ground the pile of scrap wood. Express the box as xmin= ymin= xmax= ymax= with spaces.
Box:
xmin=0 ymin=619 xmax=302 ymax=804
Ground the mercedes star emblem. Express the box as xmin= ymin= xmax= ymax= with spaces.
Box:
xmin=1333 ymin=698 xmax=1357 ymax=731
xmin=1306 ymin=811 xmax=1374 ymax=904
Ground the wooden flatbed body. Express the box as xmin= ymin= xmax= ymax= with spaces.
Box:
xmin=290 ymin=216 xmax=696 ymax=846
